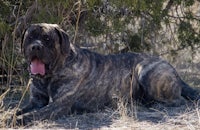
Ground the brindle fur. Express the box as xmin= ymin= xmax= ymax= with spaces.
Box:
xmin=16 ymin=23 xmax=200 ymax=125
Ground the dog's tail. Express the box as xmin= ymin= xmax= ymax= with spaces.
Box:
xmin=181 ymin=81 xmax=200 ymax=100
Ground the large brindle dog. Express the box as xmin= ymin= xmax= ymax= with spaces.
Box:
xmin=16 ymin=23 xmax=199 ymax=125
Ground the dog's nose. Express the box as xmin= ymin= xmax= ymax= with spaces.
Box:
xmin=30 ymin=40 xmax=43 ymax=51
xmin=31 ymin=44 xmax=42 ymax=51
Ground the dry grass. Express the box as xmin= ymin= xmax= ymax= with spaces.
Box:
xmin=0 ymin=84 xmax=200 ymax=129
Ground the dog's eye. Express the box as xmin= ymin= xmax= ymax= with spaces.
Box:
xmin=28 ymin=36 xmax=33 ymax=40
xmin=43 ymin=35 xmax=50 ymax=41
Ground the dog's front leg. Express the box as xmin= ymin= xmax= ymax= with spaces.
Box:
xmin=15 ymin=101 xmax=72 ymax=126
xmin=16 ymin=79 xmax=49 ymax=116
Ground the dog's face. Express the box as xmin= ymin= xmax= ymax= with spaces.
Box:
xmin=22 ymin=23 xmax=70 ymax=76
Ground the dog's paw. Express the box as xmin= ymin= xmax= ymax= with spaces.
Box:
xmin=15 ymin=108 xmax=23 ymax=116
xmin=5 ymin=114 xmax=33 ymax=128
xmin=4 ymin=115 xmax=21 ymax=128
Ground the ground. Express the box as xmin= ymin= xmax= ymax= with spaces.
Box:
xmin=0 ymin=88 xmax=200 ymax=129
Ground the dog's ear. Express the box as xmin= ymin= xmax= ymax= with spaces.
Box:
xmin=55 ymin=27 xmax=70 ymax=55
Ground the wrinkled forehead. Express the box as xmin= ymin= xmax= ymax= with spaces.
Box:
xmin=26 ymin=23 xmax=59 ymax=35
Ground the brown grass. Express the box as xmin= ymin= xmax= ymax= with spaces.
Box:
xmin=0 ymin=83 xmax=200 ymax=129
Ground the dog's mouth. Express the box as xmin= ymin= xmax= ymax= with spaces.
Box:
xmin=30 ymin=57 xmax=45 ymax=76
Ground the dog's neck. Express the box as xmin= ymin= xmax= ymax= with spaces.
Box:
xmin=63 ymin=43 xmax=78 ymax=64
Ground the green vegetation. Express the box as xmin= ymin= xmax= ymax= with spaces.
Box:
xmin=0 ymin=0 xmax=200 ymax=88
xmin=0 ymin=0 xmax=199 ymax=85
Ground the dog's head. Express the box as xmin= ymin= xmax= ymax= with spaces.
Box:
xmin=22 ymin=23 xmax=70 ymax=76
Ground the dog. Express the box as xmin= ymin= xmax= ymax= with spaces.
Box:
xmin=15 ymin=23 xmax=200 ymax=125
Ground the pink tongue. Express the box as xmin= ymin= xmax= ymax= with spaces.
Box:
xmin=30 ymin=59 xmax=45 ymax=75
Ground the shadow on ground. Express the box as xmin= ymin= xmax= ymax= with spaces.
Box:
xmin=23 ymin=102 xmax=199 ymax=129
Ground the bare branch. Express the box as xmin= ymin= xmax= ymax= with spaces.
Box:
xmin=163 ymin=0 xmax=174 ymax=13
xmin=13 ymin=0 xmax=38 ymax=38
